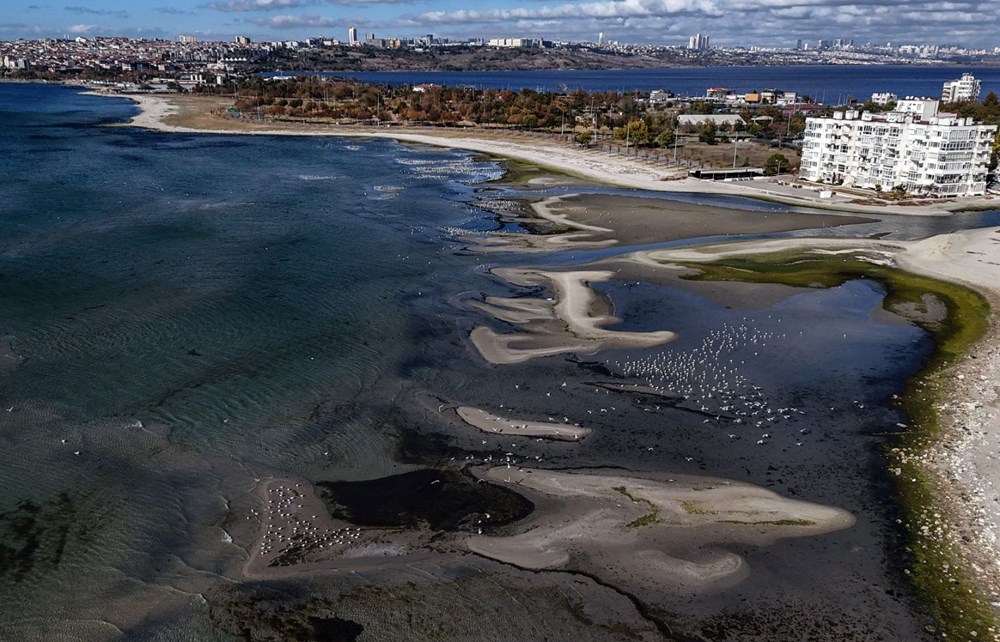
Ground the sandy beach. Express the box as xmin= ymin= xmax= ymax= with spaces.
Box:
xmin=117 ymin=91 xmax=1000 ymax=625
xmin=116 ymin=92 xmax=999 ymax=217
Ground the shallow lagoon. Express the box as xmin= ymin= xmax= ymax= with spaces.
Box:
xmin=0 ymin=83 xmax=986 ymax=640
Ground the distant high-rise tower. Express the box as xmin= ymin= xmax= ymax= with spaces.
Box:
xmin=598 ymin=32 xmax=604 ymax=46
xmin=687 ymin=33 xmax=710 ymax=50
xmin=178 ymin=34 xmax=197 ymax=44
xmin=235 ymin=35 xmax=251 ymax=45
xmin=348 ymin=27 xmax=358 ymax=46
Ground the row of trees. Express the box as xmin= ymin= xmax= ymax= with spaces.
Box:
xmin=217 ymin=76 xmax=808 ymax=147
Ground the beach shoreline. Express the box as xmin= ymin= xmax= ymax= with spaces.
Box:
xmin=117 ymin=89 xmax=1000 ymax=630
xmin=108 ymin=91 xmax=999 ymax=218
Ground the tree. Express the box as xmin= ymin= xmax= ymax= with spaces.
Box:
xmin=689 ymin=101 xmax=716 ymax=115
xmin=613 ymin=120 xmax=650 ymax=146
xmin=574 ymin=131 xmax=593 ymax=147
xmin=764 ymin=153 xmax=790 ymax=175
xmin=656 ymin=130 xmax=676 ymax=147
xmin=698 ymin=121 xmax=718 ymax=145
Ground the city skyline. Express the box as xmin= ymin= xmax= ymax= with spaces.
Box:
xmin=2 ymin=0 xmax=999 ymax=50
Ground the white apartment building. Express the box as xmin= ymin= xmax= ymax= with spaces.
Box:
xmin=486 ymin=38 xmax=542 ymax=49
xmin=800 ymin=101 xmax=996 ymax=197
xmin=870 ymin=92 xmax=897 ymax=105
xmin=941 ymin=73 xmax=981 ymax=103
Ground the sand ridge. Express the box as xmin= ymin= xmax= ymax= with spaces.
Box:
xmin=469 ymin=267 xmax=677 ymax=364
xmin=467 ymin=467 xmax=856 ymax=593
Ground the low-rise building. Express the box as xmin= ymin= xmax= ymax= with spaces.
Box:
xmin=648 ymin=89 xmax=673 ymax=104
xmin=870 ymin=91 xmax=897 ymax=105
xmin=799 ymin=102 xmax=995 ymax=197
xmin=677 ymin=114 xmax=746 ymax=129
xmin=487 ymin=38 xmax=540 ymax=48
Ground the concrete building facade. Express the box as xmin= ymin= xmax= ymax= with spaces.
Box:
xmin=800 ymin=102 xmax=995 ymax=197
xmin=941 ymin=73 xmax=981 ymax=103
xmin=870 ymin=92 xmax=897 ymax=106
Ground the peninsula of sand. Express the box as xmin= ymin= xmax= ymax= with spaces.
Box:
xmin=119 ymin=91 xmax=1000 ymax=624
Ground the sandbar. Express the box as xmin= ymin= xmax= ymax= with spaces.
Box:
xmin=470 ymin=267 xmax=676 ymax=364
xmin=456 ymin=406 xmax=591 ymax=441
xmin=467 ymin=466 xmax=855 ymax=594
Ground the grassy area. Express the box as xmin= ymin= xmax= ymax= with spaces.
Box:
xmin=612 ymin=486 xmax=663 ymax=529
xmin=668 ymin=249 xmax=996 ymax=640
xmin=492 ymin=157 xmax=560 ymax=184
xmin=719 ymin=519 xmax=816 ymax=526
xmin=680 ymin=500 xmax=717 ymax=516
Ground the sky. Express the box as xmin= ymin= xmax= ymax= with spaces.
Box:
xmin=2 ymin=0 xmax=998 ymax=49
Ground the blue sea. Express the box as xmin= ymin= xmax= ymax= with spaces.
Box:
xmin=310 ymin=64 xmax=1000 ymax=103
xmin=0 ymin=81 xmax=996 ymax=640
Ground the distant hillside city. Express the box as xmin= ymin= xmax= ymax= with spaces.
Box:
xmin=2 ymin=31 xmax=1000 ymax=80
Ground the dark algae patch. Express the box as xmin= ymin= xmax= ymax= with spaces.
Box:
xmin=0 ymin=493 xmax=80 ymax=582
xmin=207 ymin=588 xmax=365 ymax=642
xmin=317 ymin=469 xmax=533 ymax=532
xmin=669 ymin=249 xmax=996 ymax=640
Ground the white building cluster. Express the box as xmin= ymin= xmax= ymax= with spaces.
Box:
xmin=688 ymin=34 xmax=710 ymax=50
xmin=487 ymin=38 xmax=542 ymax=48
xmin=800 ymin=99 xmax=996 ymax=197
xmin=941 ymin=72 xmax=981 ymax=103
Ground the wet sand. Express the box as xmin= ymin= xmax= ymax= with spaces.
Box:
xmin=469 ymin=268 xmax=677 ymax=364
xmin=461 ymin=192 xmax=872 ymax=253
xmin=467 ymin=467 xmax=855 ymax=594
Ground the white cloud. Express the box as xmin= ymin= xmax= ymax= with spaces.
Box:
xmin=390 ymin=0 xmax=1000 ymax=47
xmin=245 ymin=14 xmax=362 ymax=28
xmin=64 ymin=6 xmax=130 ymax=18
xmin=203 ymin=0 xmax=319 ymax=12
